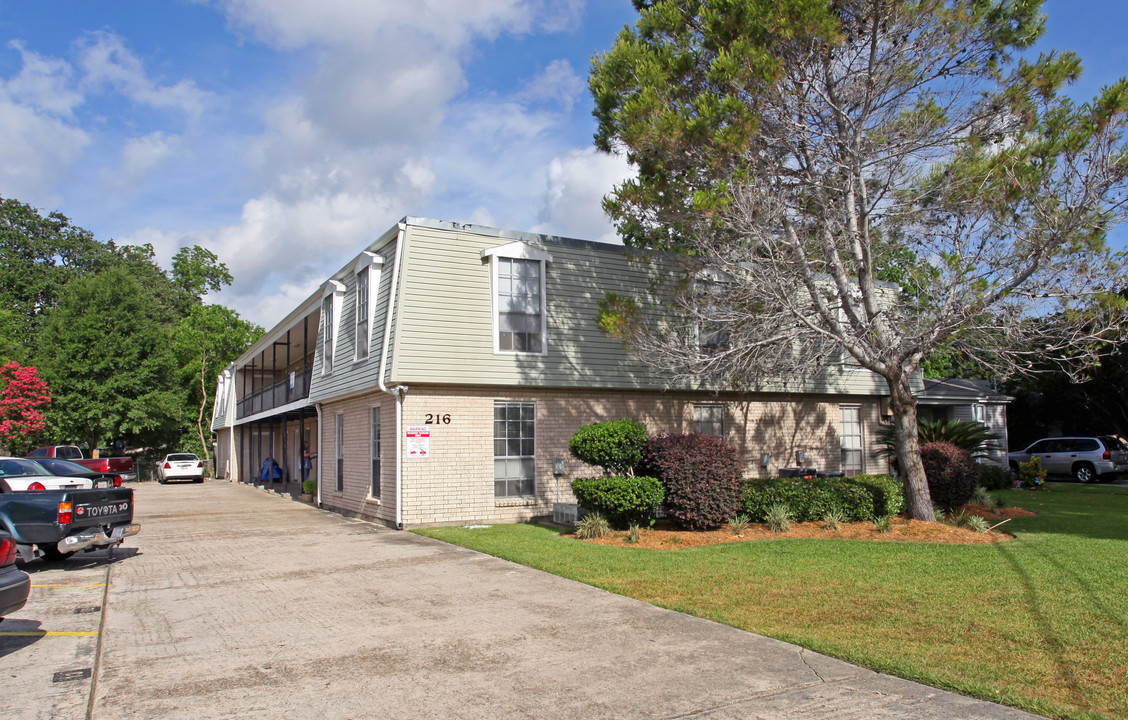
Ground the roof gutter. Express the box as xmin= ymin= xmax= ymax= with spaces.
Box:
xmin=378 ymin=222 xmax=408 ymax=530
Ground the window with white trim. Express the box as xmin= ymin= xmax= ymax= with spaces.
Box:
xmin=972 ymin=403 xmax=986 ymax=424
xmin=335 ymin=413 xmax=344 ymax=492
xmin=322 ymin=295 xmax=335 ymax=374
xmin=694 ymin=272 xmax=731 ymax=355
xmin=320 ymin=280 xmax=344 ymax=375
xmin=370 ymin=407 xmax=381 ymax=498
xmin=840 ymin=405 xmax=863 ymax=475
xmin=494 ymin=401 xmax=535 ymax=498
xmin=694 ymin=404 xmax=725 ymax=438
xmin=482 ymin=242 xmax=552 ymax=356
xmin=355 ymin=266 xmax=369 ymax=360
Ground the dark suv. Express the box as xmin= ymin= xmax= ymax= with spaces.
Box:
xmin=1008 ymin=436 xmax=1128 ymax=483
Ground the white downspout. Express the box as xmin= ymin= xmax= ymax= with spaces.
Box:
xmin=315 ymin=403 xmax=323 ymax=507
xmin=378 ymin=223 xmax=407 ymax=529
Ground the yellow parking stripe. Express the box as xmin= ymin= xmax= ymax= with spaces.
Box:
xmin=0 ymin=631 xmax=99 ymax=637
xmin=30 ymin=583 xmax=106 ymax=588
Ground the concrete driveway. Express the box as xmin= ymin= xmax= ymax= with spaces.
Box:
xmin=23 ymin=481 xmax=1045 ymax=719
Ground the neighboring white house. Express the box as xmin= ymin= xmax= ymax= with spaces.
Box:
xmin=211 ymin=217 xmax=945 ymax=529
xmin=917 ymin=378 xmax=1012 ymax=467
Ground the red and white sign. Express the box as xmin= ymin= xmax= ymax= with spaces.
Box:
xmin=406 ymin=424 xmax=431 ymax=458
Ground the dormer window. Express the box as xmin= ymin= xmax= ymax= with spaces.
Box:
xmin=354 ymin=252 xmax=383 ymax=362
xmin=321 ymin=280 xmax=345 ymax=375
xmin=482 ymin=242 xmax=552 ymax=356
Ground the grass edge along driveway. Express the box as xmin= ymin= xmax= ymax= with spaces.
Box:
xmin=417 ymin=484 xmax=1128 ymax=720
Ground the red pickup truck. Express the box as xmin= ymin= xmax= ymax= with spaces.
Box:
xmin=27 ymin=446 xmax=137 ymax=483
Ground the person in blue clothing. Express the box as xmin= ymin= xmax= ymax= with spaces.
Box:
xmin=301 ymin=443 xmax=316 ymax=485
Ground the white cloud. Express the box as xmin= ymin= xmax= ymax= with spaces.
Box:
xmin=520 ymin=59 xmax=585 ymax=112
xmin=77 ymin=31 xmax=212 ymax=122
xmin=3 ymin=41 xmax=83 ymax=116
xmin=531 ymin=148 xmax=633 ymax=244
xmin=104 ymin=132 xmax=180 ymax=188
xmin=215 ymin=0 xmax=583 ymax=52
xmin=0 ymin=92 xmax=90 ymax=206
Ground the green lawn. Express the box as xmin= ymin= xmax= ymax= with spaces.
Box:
xmin=417 ymin=484 xmax=1128 ymax=720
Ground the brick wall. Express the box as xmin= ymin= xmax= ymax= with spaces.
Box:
xmin=319 ymin=395 xmax=394 ymax=526
xmin=313 ymin=386 xmax=892 ymax=528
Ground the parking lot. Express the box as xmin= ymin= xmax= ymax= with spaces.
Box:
xmin=1 ymin=480 xmax=1041 ymax=720
xmin=0 ymin=546 xmax=124 ymax=718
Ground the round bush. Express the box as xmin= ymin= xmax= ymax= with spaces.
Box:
xmin=920 ymin=441 xmax=981 ymax=510
xmin=642 ymin=433 xmax=742 ymax=530
xmin=569 ymin=419 xmax=648 ymax=475
xmin=571 ymin=475 xmax=665 ymax=528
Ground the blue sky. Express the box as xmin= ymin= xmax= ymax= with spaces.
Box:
xmin=0 ymin=0 xmax=1124 ymax=327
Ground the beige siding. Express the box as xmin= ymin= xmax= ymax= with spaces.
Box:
xmin=389 ymin=223 xmax=895 ymax=396
xmin=309 ymin=236 xmax=398 ymax=403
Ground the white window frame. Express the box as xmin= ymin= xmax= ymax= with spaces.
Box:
xmin=353 ymin=252 xmax=383 ymax=362
xmin=320 ymin=280 xmax=345 ymax=375
xmin=972 ymin=403 xmax=986 ymax=424
xmin=482 ymin=242 xmax=552 ymax=356
xmin=840 ymin=405 xmax=864 ymax=475
xmin=493 ymin=400 xmax=536 ymax=498
xmin=693 ymin=269 xmax=732 ymax=355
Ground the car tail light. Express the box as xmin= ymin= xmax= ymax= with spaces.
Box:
xmin=28 ymin=481 xmax=46 ymax=491
xmin=1 ymin=537 xmax=16 ymax=565
xmin=197 ymin=461 xmax=204 ymax=468
xmin=58 ymin=501 xmax=73 ymax=525
xmin=113 ymin=475 xmax=122 ymax=487
xmin=164 ymin=462 xmax=172 ymax=469
xmin=1103 ymin=450 xmax=1111 ymax=460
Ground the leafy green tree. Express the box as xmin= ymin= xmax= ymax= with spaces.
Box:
xmin=172 ymin=245 xmax=234 ymax=299
xmin=37 ymin=267 xmax=183 ymax=451
xmin=590 ymin=0 xmax=1128 ymax=520
xmin=0 ymin=196 xmax=116 ymax=352
xmin=174 ymin=303 xmax=261 ymax=464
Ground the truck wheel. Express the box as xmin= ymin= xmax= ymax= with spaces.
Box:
xmin=40 ymin=546 xmax=76 ymax=561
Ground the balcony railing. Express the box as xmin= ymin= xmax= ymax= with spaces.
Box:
xmin=236 ymin=367 xmax=312 ymax=419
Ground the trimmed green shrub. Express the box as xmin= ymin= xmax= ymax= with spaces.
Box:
xmin=571 ymin=475 xmax=664 ymax=528
xmin=978 ymin=464 xmax=1009 ymax=491
xmin=641 ymin=432 xmax=743 ymax=530
xmin=741 ymin=474 xmax=905 ymax=522
xmin=920 ymin=441 xmax=981 ymax=510
xmin=569 ymin=419 xmax=649 ymax=475
xmin=851 ymin=474 xmax=906 ymax=517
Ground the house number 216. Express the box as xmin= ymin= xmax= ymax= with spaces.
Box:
xmin=425 ymin=413 xmax=451 ymax=424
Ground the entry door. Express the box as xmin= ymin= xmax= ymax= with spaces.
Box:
xmin=292 ymin=427 xmax=302 ymax=479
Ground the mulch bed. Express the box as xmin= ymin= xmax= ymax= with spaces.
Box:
xmin=580 ymin=503 xmax=1036 ymax=549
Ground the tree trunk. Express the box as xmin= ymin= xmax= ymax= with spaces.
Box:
xmin=196 ymin=347 xmax=211 ymax=469
xmin=886 ymin=372 xmax=936 ymax=522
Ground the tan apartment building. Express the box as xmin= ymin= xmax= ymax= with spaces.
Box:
xmin=212 ymin=217 xmax=919 ymax=529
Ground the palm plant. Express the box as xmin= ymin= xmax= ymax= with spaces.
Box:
xmin=876 ymin=418 xmax=1001 ymax=461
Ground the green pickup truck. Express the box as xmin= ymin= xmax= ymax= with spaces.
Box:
xmin=0 ymin=484 xmax=140 ymax=562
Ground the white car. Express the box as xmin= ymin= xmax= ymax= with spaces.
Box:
xmin=156 ymin=453 xmax=205 ymax=484
xmin=0 ymin=457 xmax=94 ymax=491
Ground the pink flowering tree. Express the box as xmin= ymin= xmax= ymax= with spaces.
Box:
xmin=0 ymin=361 xmax=51 ymax=455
